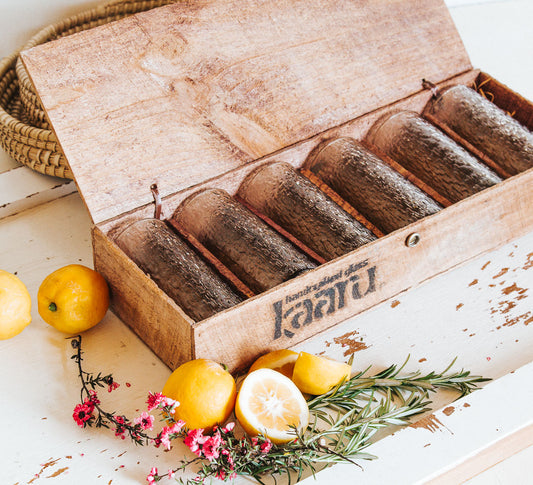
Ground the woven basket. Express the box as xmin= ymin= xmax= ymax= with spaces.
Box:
xmin=0 ymin=0 xmax=176 ymax=179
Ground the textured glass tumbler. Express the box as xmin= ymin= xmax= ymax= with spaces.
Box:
xmin=237 ymin=161 xmax=376 ymax=261
xmin=172 ymin=188 xmax=317 ymax=293
xmin=367 ymin=110 xmax=501 ymax=203
xmin=425 ymin=84 xmax=533 ymax=176
xmin=305 ymin=137 xmax=441 ymax=234
xmin=114 ymin=219 xmax=244 ymax=321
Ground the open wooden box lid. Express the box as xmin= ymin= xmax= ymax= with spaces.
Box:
xmin=21 ymin=0 xmax=471 ymax=225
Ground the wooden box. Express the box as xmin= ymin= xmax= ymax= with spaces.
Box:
xmin=21 ymin=0 xmax=533 ymax=371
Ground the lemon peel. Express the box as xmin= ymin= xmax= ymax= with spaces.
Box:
xmin=292 ymin=351 xmax=351 ymax=395
xmin=0 ymin=270 xmax=32 ymax=340
xmin=162 ymin=359 xmax=236 ymax=430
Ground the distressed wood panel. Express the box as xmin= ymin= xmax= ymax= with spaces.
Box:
xmin=21 ymin=0 xmax=470 ymax=224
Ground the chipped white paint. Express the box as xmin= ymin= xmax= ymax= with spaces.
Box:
xmin=298 ymin=361 xmax=533 ymax=485
xmin=0 ymin=166 xmax=75 ymax=219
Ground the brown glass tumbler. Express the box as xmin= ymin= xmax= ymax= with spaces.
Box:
xmin=367 ymin=110 xmax=501 ymax=203
xmin=114 ymin=219 xmax=244 ymax=321
xmin=237 ymin=161 xmax=376 ymax=261
xmin=425 ymin=84 xmax=533 ymax=176
xmin=305 ymin=137 xmax=441 ymax=234
xmin=172 ymin=188 xmax=317 ymax=294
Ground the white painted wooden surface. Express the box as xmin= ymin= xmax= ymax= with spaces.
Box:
xmin=0 ymin=1 xmax=532 ymax=484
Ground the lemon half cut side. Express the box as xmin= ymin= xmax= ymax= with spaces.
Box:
xmin=235 ymin=368 xmax=309 ymax=444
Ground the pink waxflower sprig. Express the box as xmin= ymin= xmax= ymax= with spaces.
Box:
xmin=147 ymin=421 xmax=277 ymax=484
xmin=70 ymin=335 xmax=155 ymax=445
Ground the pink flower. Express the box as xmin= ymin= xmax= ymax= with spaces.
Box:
xmin=157 ymin=421 xmax=185 ymax=451
xmin=134 ymin=412 xmax=155 ymax=431
xmin=184 ymin=428 xmax=208 ymax=456
xmin=222 ymin=422 xmax=235 ymax=433
xmin=159 ymin=426 xmax=174 ymax=450
xmin=85 ymin=390 xmax=100 ymax=408
xmin=104 ymin=376 xmax=120 ymax=393
xmin=162 ymin=397 xmax=179 ymax=412
xmin=260 ymin=440 xmax=272 ymax=454
xmin=167 ymin=469 xmax=175 ymax=479
xmin=202 ymin=431 xmax=223 ymax=462
xmin=170 ymin=420 xmax=186 ymax=434
xmin=146 ymin=467 xmax=158 ymax=484
xmin=107 ymin=378 xmax=120 ymax=393
xmin=251 ymin=436 xmax=272 ymax=453
xmin=114 ymin=415 xmax=127 ymax=439
xmin=221 ymin=448 xmax=234 ymax=467
xmin=146 ymin=392 xmax=165 ymax=411
xmin=73 ymin=403 xmax=93 ymax=427
xmin=152 ymin=434 xmax=162 ymax=448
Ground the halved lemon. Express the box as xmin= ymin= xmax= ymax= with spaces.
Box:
xmin=248 ymin=349 xmax=299 ymax=378
xmin=235 ymin=368 xmax=309 ymax=444
xmin=292 ymin=352 xmax=351 ymax=395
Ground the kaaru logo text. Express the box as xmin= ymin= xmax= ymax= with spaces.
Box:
xmin=272 ymin=260 xmax=377 ymax=339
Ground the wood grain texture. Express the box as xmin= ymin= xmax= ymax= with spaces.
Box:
xmin=97 ymin=70 xmax=480 ymax=235
xmin=192 ymin=168 xmax=533 ymax=371
xmin=427 ymin=423 xmax=533 ymax=485
xmin=91 ymin=71 xmax=532 ymax=373
xmin=473 ymin=73 xmax=533 ymax=131
xmin=20 ymin=0 xmax=471 ymax=224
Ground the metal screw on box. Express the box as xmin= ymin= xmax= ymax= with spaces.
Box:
xmin=405 ymin=233 xmax=421 ymax=247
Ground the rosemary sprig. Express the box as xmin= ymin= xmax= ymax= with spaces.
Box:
xmin=308 ymin=356 xmax=490 ymax=413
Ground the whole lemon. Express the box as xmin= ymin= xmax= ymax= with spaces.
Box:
xmin=37 ymin=264 xmax=109 ymax=334
xmin=0 ymin=270 xmax=32 ymax=340
xmin=162 ymin=359 xmax=236 ymax=430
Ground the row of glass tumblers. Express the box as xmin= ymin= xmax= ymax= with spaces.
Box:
xmin=114 ymin=83 xmax=533 ymax=321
